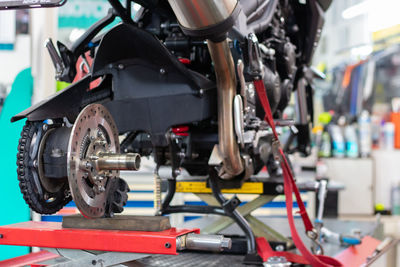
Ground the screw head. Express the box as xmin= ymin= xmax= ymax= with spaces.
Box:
xmin=159 ymin=68 xmax=166 ymax=75
xmin=42 ymin=124 xmax=48 ymax=131
xmin=275 ymin=184 xmax=284 ymax=193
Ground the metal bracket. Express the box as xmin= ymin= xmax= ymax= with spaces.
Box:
xmin=222 ymin=195 xmax=241 ymax=213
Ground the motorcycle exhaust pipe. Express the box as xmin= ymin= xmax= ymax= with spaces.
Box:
xmin=168 ymin=0 xmax=244 ymax=178
xmin=168 ymin=0 xmax=240 ymax=42
xmin=208 ymin=40 xmax=244 ymax=178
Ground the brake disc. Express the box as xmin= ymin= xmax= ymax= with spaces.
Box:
xmin=67 ymin=104 xmax=121 ymax=218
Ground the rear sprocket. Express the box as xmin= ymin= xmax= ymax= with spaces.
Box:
xmin=17 ymin=121 xmax=71 ymax=214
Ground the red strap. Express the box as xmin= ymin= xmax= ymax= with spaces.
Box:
xmin=257 ymin=237 xmax=342 ymax=266
xmin=253 ymin=79 xmax=342 ymax=267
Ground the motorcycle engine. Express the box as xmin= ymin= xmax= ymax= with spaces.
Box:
xmin=257 ymin=17 xmax=297 ymax=119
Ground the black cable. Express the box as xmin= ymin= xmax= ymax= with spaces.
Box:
xmin=162 ymin=205 xmax=226 ymax=216
xmin=161 ymin=179 xmax=176 ymax=211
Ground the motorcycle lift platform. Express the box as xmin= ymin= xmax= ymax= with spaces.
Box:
xmin=0 ymin=176 xmax=387 ymax=266
xmin=0 ymin=217 xmax=395 ymax=267
xmin=0 ymin=217 xmax=205 ymax=267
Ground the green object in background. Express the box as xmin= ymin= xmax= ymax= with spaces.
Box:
xmin=375 ymin=203 xmax=385 ymax=212
xmin=318 ymin=112 xmax=332 ymax=125
xmin=0 ymin=68 xmax=33 ymax=260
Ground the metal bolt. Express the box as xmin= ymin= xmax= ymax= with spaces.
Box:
xmin=42 ymin=124 xmax=48 ymax=131
xmin=275 ymin=184 xmax=284 ymax=193
xmin=198 ymin=89 xmax=204 ymax=97
xmin=275 ymin=245 xmax=285 ymax=251
xmin=85 ymin=161 xmax=92 ymax=170
xmin=173 ymin=169 xmax=181 ymax=177
xmin=118 ymin=64 xmax=124 ymax=70
xmin=97 ymin=131 xmax=103 ymax=137
xmin=33 ymin=160 xmax=38 ymax=168
xmin=165 ymin=242 xmax=171 ymax=248
xmin=159 ymin=68 xmax=166 ymax=75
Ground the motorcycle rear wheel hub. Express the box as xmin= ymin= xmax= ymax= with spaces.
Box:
xmin=67 ymin=104 xmax=120 ymax=218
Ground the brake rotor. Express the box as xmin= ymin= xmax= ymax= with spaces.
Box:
xmin=67 ymin=104 xmax=120 ymax=218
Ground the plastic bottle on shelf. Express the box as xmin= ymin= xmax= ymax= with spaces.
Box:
xmin=391 ymin=182 xmax=400 ymax=215
xmin=329 ymin=124 xmax=345 ymax=158
xmin=371 ymin=115 xmax=381 ymax=149
xmin=383 ymin=122 xmax=395 ymax=150
xmin=344 ymin=125 xmax=359 ymax=158
xmin=358 ymin=110 xmax=372 ymax=157
xmin=319 ymin=130 xmax=331 ymax=158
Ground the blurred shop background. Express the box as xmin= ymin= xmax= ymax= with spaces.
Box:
xmin=1 ymin=0 xmax=400 ymax=260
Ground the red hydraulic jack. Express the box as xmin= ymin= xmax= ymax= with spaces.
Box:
xmin=0 ymin=221 xmax=231 ymax=266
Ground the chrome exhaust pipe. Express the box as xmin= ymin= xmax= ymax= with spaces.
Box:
xmin=208 ymin=40 xmax=244 ymax=178
xmin=168 ymin=0 xmax=244 ymax=179
xmin=168 ymin=0 xmax=240 ymax=42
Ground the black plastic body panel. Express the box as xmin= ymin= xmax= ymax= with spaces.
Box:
xmin=104 ymin=60 xmax=216 ymax=145
xmin=12 ymin=23 xmax=216 ymax=146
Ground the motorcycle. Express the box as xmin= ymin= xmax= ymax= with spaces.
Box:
xmin=2 ymin=0 xmax=331 ymax=263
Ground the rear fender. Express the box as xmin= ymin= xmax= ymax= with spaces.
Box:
xmin=11 ymin=76 xmax=93 ymax=123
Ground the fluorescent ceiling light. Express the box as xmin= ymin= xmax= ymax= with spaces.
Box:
xmin=342 ymin=1 xmax=371 ymax=20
